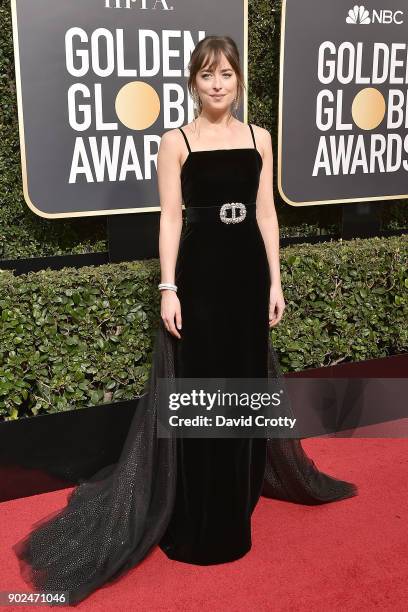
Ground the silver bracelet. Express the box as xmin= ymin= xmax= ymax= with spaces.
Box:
xmin=158 ymin=282 xmax=177 ymax=292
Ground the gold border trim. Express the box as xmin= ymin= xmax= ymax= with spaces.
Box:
xmin=11 ymin=0 xmax=248 ymax=219
xmin=277 ymin=0 xmax=408 ymax=207
xmin=244 ymin=0 xmax=248 ymax=125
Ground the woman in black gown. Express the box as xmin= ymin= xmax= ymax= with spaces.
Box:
xmin=13 ymin=35 xmax=357 ymax=605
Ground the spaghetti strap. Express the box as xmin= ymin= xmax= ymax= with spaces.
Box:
xmin=248 ymin=123 xmax=257 ymax=150
xmin=178 ymin=127 xmax=191 ymax=154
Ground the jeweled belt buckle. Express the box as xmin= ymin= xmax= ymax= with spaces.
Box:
xmin=219 ymin=202 xmax=247 ymax=224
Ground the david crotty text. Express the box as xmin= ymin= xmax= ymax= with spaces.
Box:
xmin=168 ymin=416 xmax=297 ymax=429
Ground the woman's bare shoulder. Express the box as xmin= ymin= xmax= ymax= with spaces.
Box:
xmin=160 ymin=127 xmax=183 ymax=146
xmin=159 ymin=128 xmax=188 ymax=163
xmin=250 ymin=124 xmax=272 ymax=158
xmin=250 ymin=124 xmax=271 ymax=141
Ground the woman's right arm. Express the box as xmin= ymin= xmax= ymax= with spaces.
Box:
xmin=156 ymin=129 xmax=184 ymax=339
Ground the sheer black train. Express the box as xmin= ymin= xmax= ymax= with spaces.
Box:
xmin=13 ymin=320 xmax=357 ymax=606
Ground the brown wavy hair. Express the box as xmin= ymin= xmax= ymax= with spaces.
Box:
xmin=187 ymin=36 xmax=246 ymax=119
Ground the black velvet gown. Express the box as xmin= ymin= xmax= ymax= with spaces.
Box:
xmin=13 ymin=124 xmax=358 ymax=606
xmin=158 ymin=124 xmax=271 ymax=564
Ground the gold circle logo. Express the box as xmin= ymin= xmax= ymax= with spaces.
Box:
xmin=351 ymin=88 xmax=386 ymax=130
xmin=115 ymin=81 xmax=160 ymax=130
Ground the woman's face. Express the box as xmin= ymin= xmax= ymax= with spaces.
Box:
xmin=194 ymin=52 xmax=238 ymax=112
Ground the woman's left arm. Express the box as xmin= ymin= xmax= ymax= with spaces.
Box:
xmin=254 ymin=126 xmax=286 ymax=327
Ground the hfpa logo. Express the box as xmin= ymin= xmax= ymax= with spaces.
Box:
xmin=346 ymin=5 xmax=404 ymax=24
xmin=104 ymin=0 xmax=173 ymax=9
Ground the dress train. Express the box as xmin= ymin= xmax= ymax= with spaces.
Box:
xmin=13 ymin=319 xmax=357 ymax=606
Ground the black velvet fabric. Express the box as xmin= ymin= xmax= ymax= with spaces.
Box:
xmin=158 ymin=124 xmax=270 ymax=564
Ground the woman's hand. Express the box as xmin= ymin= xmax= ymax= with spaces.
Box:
xmin=269 ymin=283 xmax=285 ymax=328
xmin=161 ymin=290 xmax=182 ymax=339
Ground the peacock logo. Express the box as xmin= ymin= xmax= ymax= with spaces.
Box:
xmin=346 ymin=5 xmax=371 ymax=24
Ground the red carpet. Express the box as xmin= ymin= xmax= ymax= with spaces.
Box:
xmin=2 ymin=439 xmax=408 ymax=611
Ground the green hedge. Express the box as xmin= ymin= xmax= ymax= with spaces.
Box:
xmin=1 ymin=234 xmax=406 ymax=421
xmin=0 ymin=0 xmax=406 ymax=261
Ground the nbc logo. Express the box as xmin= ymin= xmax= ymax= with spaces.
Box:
xmin=346 ymin=5 xmax=404 ymax=24
xmin=346 ymin=5 xmax=371 ymax=24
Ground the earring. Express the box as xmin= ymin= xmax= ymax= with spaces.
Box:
xmin=232 ymin=95 xmax=239 ymax=117
xmin=192 ymin=89 xmax=201 ymax=116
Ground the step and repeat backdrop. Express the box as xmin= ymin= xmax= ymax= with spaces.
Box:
xmin=11 ymin=0 xmax=408 ymax=216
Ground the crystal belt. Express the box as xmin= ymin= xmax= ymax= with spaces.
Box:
xmin=185 ymin=202 xmax=256 ymax=224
